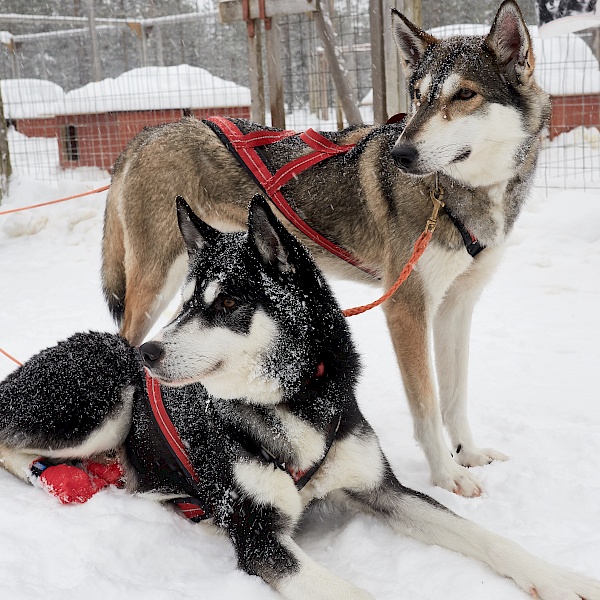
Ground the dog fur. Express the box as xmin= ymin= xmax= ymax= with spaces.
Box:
xmin=1 ymin=196 xmax=599 ymax=600
xmin=101 ymin=1 xmax=551 ymax=497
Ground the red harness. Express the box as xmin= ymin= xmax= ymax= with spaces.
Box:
xmin=145 ymin=372 xmax=207 ymax=521
xmin=204 ymin=116 xmax=378 ymax=276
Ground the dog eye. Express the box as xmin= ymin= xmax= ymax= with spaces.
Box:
xmin=214 ymin=295 xmax=237 ymax=311
xmin=454 ymin=88 xmax=477 ymax=101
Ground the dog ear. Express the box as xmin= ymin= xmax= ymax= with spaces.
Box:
xmin=248 ymin=195 xmax=295 ymax=274
xmin=391 ymin=8 xmax=437 ymax=77
xmin=176 ymin=195 xmax=219 ymax=252
xmin=485 ymin=0 xmax=535 ymax=81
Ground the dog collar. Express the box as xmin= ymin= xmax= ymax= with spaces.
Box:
xmin=443 ymin=206 xmax=485 ymax=257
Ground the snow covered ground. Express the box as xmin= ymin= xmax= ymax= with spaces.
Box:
xmin=0 ymin=142 xmax=599 ymax=599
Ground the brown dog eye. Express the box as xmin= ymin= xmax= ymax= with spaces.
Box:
xmin=455 ymin=88 xmax=476 ymax=101
xmin=223 ymin=298 xmax=236 ymax=309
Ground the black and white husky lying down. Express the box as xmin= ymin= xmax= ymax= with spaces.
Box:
xmin=0 ymin=196 xmax=598 ymax=600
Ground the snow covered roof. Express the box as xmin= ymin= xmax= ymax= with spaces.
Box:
xmin=1 ymin=78 xmax=65 ymax=119
xmin=1 ymin=64 xmax=251 ymax=120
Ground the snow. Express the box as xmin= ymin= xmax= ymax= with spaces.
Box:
xmin=0 ymin=126 xmax=598 ymax=599
xmin=1 ymin=65 xmax=251 ymax=120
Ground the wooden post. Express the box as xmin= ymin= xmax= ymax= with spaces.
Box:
xmin=383 ymin=0 xmax=412 ymax=118
xmin=247 ymin=20 xmax=266 ymax=124
xmin=85 ymin=0 xmax=102 ymax=81
xmin=155 ymin=25 xmax=164 ymax=66
xmin=265 ymin=16 xmax=285 ymax=129
xmin=219 ymin=0 xmax=318 ymax=127
xmin=313 ymin=0 xmax=362 ymax=125
xmin=370 ymin=0 xmax=387 ymax=123
xmin=0 ymin=86 xmax=12 ymax=204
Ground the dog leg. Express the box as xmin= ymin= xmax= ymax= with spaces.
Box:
xmin=228 ymin=460 xmax=373 ymax=600
xmin=344 ymin=447 xmax=600 ymax=600
xmin=434 ymin=247 xmax=509 ymax=467
xmin=383 ymin=298 xmax=484 ymax=497
xmin=0 ymin=447 xmax=39 ymax=482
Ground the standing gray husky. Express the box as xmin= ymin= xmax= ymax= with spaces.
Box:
xmin=1 ymin=197 xmax=598 ymax=600
xmin=101 ymin=1 xmax=551 ymax=496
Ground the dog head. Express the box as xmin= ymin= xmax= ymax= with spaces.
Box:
xmin=140 ymin=195 xmax=352 ymax=405
xmin=390 ymin=0 xmax=550 ymax=188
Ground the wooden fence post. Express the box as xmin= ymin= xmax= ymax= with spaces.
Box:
xmin=247 ymin=21 xmax=266 ymax=124
xmin=370 ymin=0 xmax=387 ymax=123
xmin=265 ymin=16 xmax=285 ymax=128
xmin=0 ymin=86 xmax=12 ymax=204
xmin=85 ymin=0 xmax=102 ymax=81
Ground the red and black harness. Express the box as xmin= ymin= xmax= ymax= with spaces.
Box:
xmin=203 ymin=116 xmax=485 ymax=264
xmin=143 ymin=371 xmax=341 ymax=523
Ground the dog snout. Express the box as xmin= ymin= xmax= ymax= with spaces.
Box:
xmin=139 ymin=341 xmax=164 ymax=368
xmin=391 ymin=144 xmax=419 ymax=171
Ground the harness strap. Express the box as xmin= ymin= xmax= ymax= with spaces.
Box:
xmin=146 ymin=373 xmax=199 ymax=483
xmin=443 ymin=206 xmax=485 ymax=257
xmin=204 ymin=117 xmax=378 ymax=277
xmin=230 ymin=412 xmax=341 ymax=492
xmin=145 ymin=372 xmax=209 ymax=522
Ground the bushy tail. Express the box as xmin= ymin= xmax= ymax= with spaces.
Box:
xmin=101 ymin=193 xmax=126 ymax=326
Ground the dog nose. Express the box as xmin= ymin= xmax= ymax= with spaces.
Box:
xmin=391 ymin=144 xmax=419 ymax=170
xmin=139 ymin=341 xmax=164 ymax=368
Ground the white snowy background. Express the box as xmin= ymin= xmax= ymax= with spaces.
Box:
xmin=0 ymin=25 xmax=599 ymax=600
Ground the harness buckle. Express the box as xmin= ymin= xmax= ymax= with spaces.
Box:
xmin=426 ymin=185 xmax=445 ymax=234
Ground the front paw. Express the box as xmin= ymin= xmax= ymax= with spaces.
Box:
xmin=453 ymin=445 xmax=509 ymax=468
xmin=432 ymin=462 xmax=484 ymax=497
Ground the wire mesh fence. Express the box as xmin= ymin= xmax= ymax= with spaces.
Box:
xmin=0 ymin=0 xmax=598 ymax=190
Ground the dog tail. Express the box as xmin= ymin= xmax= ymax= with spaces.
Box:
xmin=101 ymin=189 xmax=126 ymax=326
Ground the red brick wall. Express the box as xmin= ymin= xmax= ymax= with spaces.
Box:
xmin=56 ymin=106 xmax=251 ymax=171
xmin=549 ymin=94 xmax=600 ymax=139
xmin=14 ymin=117 xmax=59 ymax=139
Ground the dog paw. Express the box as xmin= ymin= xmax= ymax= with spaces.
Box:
xmin=432 ymin=463 xmax=484 ymax=497
xmin=453 ymin=445 xmax=509 ymax=468
xmin=525 ymin=569 xmax=600 ymax=600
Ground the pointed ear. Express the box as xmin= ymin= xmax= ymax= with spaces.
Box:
xmin=391 ymin=8 xmax=437 ymax=77
xmin=247 ymin=195 xmax=295 ymax=274
xmin=485 ymin=0 xmax=535 ymax=81
xmin=176 ymin=195 xmax=219 ymax=253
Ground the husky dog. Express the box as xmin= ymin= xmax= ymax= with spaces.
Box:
xmin=1 ymin=197 xmax=598 ymax=600
xmin=101 ymin=1 xmax=551 ymax=496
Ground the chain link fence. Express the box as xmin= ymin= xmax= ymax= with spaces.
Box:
xmin=0 ymin=0 xmax=598 ymax=189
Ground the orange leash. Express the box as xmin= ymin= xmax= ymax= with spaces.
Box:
xmin=0 ymin=347 xmax=22 ymax=367
xmin=0 ymin=185 xmax=109 ymax=217
xmin=342 ymin=184 xmax=445 ymax=317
